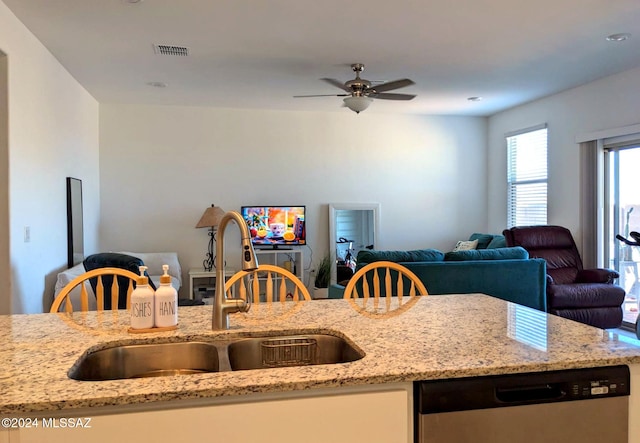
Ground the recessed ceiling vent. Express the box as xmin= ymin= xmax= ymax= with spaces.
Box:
xmin=153 ymin=44 xmax=189 ymax=56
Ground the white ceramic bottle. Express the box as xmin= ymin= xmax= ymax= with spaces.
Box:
xmin=154 ymin=264 xmax=178 ymax=328
xmin=130 ymin=265 xmax=155 ymax=329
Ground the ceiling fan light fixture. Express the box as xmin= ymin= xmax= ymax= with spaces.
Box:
xmin=606 ymin=33 xmax=631 ymax=42
xmin=344 ymin=96 xmax=372 ymax=114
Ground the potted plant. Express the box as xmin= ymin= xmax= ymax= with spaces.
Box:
xmin=313 ymin=253 xmax=332 ymax=299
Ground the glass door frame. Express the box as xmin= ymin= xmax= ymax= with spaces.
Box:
xmin=603 ymin=142 xmax=640 ymax=330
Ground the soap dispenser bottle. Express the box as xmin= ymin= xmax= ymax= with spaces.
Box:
xmin=130 ymin=265 xmax=155 ymax=329
xmin=154 ymin=264 xmax=178 ymax=328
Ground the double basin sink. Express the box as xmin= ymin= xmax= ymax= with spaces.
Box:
xmin=70 ymin=332 xmax=364 ymax=381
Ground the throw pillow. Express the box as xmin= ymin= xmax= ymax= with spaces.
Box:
xmin=468 ymin=233 xmax=494 ymax=249
xmin=452 ymin=239 xmax=478 ymax=252
xmin=486 ymin=235 xmax=507 ymax=249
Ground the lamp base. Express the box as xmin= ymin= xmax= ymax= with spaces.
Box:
xmin=202 ymin=229 xmax=216 ymax=272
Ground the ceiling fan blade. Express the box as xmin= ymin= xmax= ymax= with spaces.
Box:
xmin=321 ymin=78 xmax=350 ymax=91
xmin=293 ymin=94 xmax=350 ymax=98
xmin=370 ymin=78 xmax=414 ymax=93
xmin=371 ymin=92 xmax=416 ymax=101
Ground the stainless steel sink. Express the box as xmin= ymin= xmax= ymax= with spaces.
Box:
xmin=227 ymin=334 xmax=363 ymax=370
xmin=70 ymin=333 xmax=363 ymax=381
xmin=69 ymin=341 xmax=220 ymax=381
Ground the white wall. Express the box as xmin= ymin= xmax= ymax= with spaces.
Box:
xmin=0 ymin=52 xmax=8 ymax=314
xmin=488 ymin=65 xmax=640 ymax=249
xmin=99 ymin=104 xmax=487 ymax=294
xmin=0 ymin=1 xmax=100 ymax=313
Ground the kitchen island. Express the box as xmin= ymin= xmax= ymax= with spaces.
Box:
xmin=2 ymin=294 xmax=640 ymax=442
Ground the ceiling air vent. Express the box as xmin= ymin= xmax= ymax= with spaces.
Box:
xmin=153 ymin=44 xmax=189 ymax=56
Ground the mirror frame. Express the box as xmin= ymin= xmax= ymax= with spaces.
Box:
xmin=66 ymin=177 xmax=84 ymax=268
xmin=328 ymin=203 xmax=380 ymax=285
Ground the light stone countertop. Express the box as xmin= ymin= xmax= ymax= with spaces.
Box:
xmin=2 ymin=294 xmax=640 ymax=414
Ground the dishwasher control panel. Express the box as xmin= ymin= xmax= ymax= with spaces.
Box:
xmin=571 ymin=373 xmax=628 ymax=399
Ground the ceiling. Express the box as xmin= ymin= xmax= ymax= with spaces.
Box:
xmin=4 ymin=0 xmax=640 ymax=116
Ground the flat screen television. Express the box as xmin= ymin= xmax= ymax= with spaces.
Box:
xmin=240 ymin=206 xmax=306 ymax=248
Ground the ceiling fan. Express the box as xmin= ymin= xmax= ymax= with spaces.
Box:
xmin=294 ymin=63 xmax=416 ymax=114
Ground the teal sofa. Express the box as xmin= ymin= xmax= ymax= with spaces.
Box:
xmin=328 ymin=234 xmax=547 ymax=312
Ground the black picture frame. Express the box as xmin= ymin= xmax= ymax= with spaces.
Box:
xmin=66 ymin=177 xmax=84 ymax=268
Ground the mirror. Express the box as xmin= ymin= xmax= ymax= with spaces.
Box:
xmin=66 ymin=177 xmax=84 ymax=268
xmin=328 ymin=203 xmax=380 ymax=285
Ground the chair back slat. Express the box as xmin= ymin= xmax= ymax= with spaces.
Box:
xmin=363 ymin=277 xmax=370 ymax=305
xmin=372 ymin=268 xmax=380 ymax=299
xmin=278 ymin=277 xmax=287 ymax=302
xmin=385 ymin=268 xmax=394 ymax=311
xmin=79 ymin=282 xmax=89 ymax=312
xmin=96 ymin=276 xmax=105 ymax=311
xmin=252 ymin=276 xmax=261 ymax=303
xmin=397 ymin=276 xmax=404 ymax=305
xmin=110 ymin=278 xmax=120 ymax=312
xmin=264 ymin=271 xmax=274 ymax=303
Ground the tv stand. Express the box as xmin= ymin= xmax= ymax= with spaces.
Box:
xmin=255 ymin=249 xmax=304 ymax=283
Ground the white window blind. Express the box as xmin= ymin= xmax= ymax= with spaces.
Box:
xmin=507 ymin=125 xmax=548 ymax=227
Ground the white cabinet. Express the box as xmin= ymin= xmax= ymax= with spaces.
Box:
xmin=7 ymin=384 xmax=412 ymax=443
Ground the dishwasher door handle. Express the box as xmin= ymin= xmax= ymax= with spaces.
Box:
xmin=496 ymin=384 xmax=566 ymax=404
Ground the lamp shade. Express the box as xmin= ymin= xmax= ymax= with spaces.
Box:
xmin=344 ymin=96 xmax=372 ymax=114
xmin=196 ymin=205 xmax=225 ymax=228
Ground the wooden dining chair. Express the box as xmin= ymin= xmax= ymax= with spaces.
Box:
xmin=224 ymin=264 xmax=312 ymax=303
xmin=343 ymin=261 xmax=428 ymax=316
xmin=50 ymin=267 xmax=139 ymax=313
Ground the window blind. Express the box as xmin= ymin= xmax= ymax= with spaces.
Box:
xmin=507 ymin=126 xmax=548 ymax=227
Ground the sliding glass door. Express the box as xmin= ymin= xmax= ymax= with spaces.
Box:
xmin=605 ymin=144 xmax=640 ymax=328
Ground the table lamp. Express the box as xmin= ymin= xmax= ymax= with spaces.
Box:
xmin=196 ymin=204 xmax=225 ymax=271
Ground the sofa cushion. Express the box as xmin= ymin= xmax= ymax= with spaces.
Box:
xmin=469 ymin=233 xmax=494 ymax=249
xmin=356 ymin=249 xmax=444 ymax=265
xmin=550 ymin=307 xmax=623 ymax=330
xmin=548 ymin=283 xmax=626 ymax=309
xmin=444 ymin=246 xmax=529 ymax=261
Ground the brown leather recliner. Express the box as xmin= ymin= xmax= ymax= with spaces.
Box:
xmin=503 ymin=225 xmax=625 ymax=329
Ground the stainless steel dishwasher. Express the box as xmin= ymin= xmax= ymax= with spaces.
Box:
xmin=415 ymin=365 xmax=630 ymax=443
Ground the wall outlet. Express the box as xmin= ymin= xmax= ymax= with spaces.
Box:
xmin=24 ymin=226 xmax=30 ymax=243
